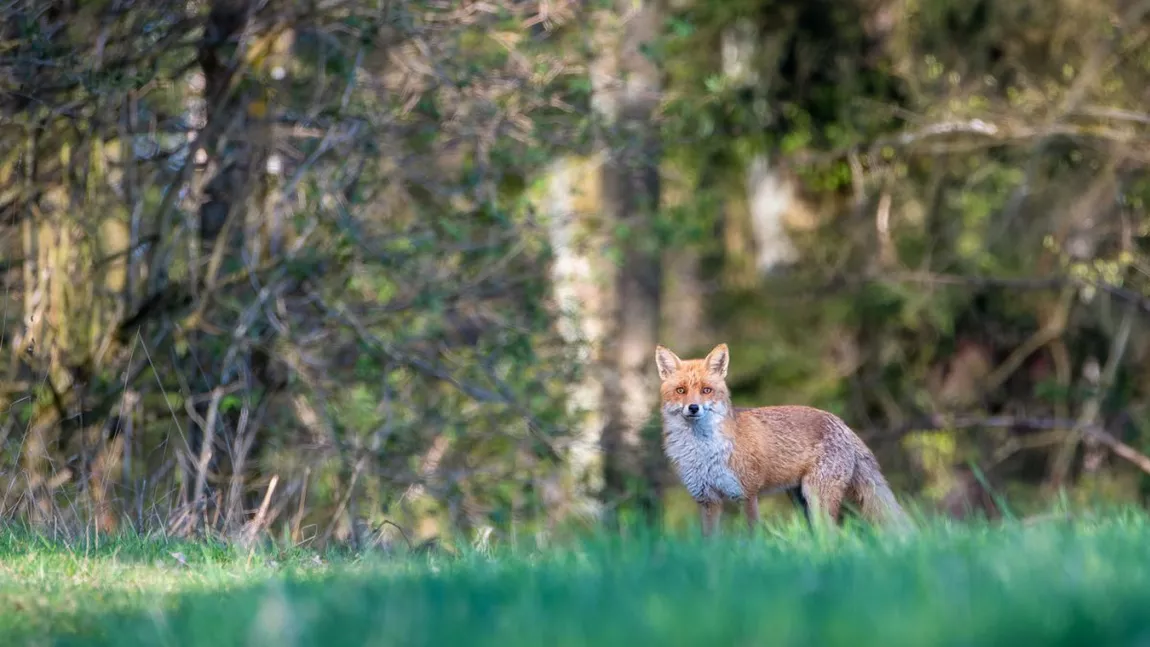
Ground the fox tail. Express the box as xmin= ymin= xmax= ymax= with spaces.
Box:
xmin=851 ymin=456 xmax=914 ymax=533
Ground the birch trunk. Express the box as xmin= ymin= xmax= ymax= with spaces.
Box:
xmin=721 ymin=19 xmax=800 ymax=277
xmin=544 ymin=155 xmax=611 ymax=514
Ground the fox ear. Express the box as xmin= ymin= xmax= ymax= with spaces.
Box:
xmin=704 ymin=343 xmax=729 ymax=378
xmin=655 ymin=345 xmax=682 ymax=380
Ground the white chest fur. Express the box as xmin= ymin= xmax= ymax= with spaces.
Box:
xmin=662 ymin=413 xmax=745 ymax=503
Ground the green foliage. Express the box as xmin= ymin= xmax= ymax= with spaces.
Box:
xmin=6 ymin=0 xmax=1150 ymax=546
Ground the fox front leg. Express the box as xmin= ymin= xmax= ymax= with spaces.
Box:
xmin=743 ymin=496 xmax=760 ymax=533
xmin=699 ymin=500 xmax=721 ymax=537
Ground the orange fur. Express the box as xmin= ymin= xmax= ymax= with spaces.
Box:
xmin=655 ymin=343 xmax=910 ymax=535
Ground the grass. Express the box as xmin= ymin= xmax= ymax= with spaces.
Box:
xmin=3 ymin=510 xmax=1150 ymax=646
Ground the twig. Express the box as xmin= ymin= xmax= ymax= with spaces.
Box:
xmin=377 ymin=519 xmax=415 ymax=552
xmin=869 ymin=413 xmax=1150 ymax=477
xmin=243 ymin=474 xmax=279 ymax=553
xmin=877 ymin=271 xmax=1150 ymax=315
xmin=319 ymin=456 xmax=365 ymax=548
xmin=190 ymin=387 xmax=224 ymax=525
xmin=1049 ymin=302 xmax=1137 ymax=484
xmin=979 ymin=285 xmax=1076 ymax=399
xmin=292 ymin=467 xmax=310 ymax=544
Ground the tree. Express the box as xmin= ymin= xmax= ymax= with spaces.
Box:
xmin=588 ymin=0 xmax=667 ymax=521
xmin=1 ymin=0 xmax=584 ymax=546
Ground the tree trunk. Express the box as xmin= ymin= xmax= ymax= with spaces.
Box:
xmin=544 ymin=155 xmax=611 ymax=515
xmin=180 ymin=0 xmax=289 ymax=535
xmin=721 ymin=20 xmax=800 ymax=278
xmin=592 ymin=0 xmax=664 ymax=520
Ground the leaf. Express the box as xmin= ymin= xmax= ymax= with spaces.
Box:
xmin=220 ymin=394 xmax=243 ymax=414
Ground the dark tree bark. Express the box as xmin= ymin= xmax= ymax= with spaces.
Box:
xmin=594 ymin=0 xmax=665 ymax=521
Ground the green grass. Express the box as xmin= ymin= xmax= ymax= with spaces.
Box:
xmin=3 ymin=511 xmax=1150 ymax=646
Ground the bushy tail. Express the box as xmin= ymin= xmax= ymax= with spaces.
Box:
xmin=851 ymin=457 xmax=914 ymax=533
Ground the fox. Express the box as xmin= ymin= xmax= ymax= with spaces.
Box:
xmin=654 ymin=342 xmax=910 ymax=536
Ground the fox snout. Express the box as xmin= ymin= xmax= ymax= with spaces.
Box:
xmin=673 ymin=402 xmax=713 ymax=421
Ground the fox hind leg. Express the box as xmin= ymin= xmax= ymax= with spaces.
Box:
xmin=800 ymin=456 xmax=853 ymax=527
xmin=700 ymin=500 xmax=722 ymax=537
xmin=743 ymin=495 xmax=760 ymax=532
xmin=787 ymin=486 xmax=812 ymax=528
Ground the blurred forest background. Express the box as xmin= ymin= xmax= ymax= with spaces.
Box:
xmin=3 ymin=0 xmax=1150 ymax=549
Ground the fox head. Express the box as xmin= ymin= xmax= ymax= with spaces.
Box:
xmin=654 ymin=343 xmax=732 ymax=423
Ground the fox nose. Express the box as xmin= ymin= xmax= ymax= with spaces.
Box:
xmin=687 ymin=404 xmax=700 ymax=415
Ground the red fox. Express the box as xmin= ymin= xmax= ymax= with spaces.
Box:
xmin=654 ymin=343 xmax=910 ymax=535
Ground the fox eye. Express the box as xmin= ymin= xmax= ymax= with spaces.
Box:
xmin=702 ymin=387 xmax=713 ymax=394
xmin=675 ymin=387 xmax=686 ymax=394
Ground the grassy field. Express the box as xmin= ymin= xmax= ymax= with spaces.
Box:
xmin=2 ymin=510 xmax=1150 ymax=646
